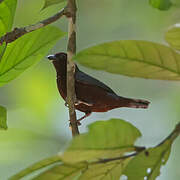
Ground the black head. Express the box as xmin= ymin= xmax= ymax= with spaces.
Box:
xmin=47 ymin=52 xmax=67 ymax=62
xmin=47 ymin=52 xmax=78 ymax=75
xmin=47 ymin=53 xmax=67 ymax=74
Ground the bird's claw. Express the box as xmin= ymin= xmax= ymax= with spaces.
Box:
xmin=69 ymin=120 xmax=81 ymax=127
xmin=77 ymin=120 xmax=81 ymax=126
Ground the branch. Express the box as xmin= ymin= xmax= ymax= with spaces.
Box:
xmin=96 ymin=122 xmax=180 ymax=164
xmin=65 ymin=0 xmax=79 ymax=136
xmin=0 ymin=8 xmax=65 ymax=45
xmin=157 ymin=121 xmax=180 ymax=147
xmin=0 ymin=1 xmax=80 ymax=136
xmin=93 ymin=146 xmax=146 ymax=164
xmin=95 ymin=153 xmax=139 ymax=164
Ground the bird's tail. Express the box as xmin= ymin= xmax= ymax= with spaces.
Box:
xmin=118 ymin=97 xmax=150 ymax=109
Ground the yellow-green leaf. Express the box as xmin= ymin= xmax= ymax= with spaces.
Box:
xmin=123 ymin=122 xmax=180 ymax=180
xmin=62 ymin=119 xmax=142 ymax=163
xmin=42 ymin=0 xmax=66 ymax=10
xmin=0 ymin=0 xmax=17 ymax=36
xmin=0 ymin=105 xmax=7 ymax=130
xmin=33 ymin=163 xmax=86 ymax=180
xmin=0 ymin=0 xmax=17 ymax=61
xmin=78 ymin=158 xmax=131 ymax=180
xmin=165 ymin=24 xmax=180 ymax=51
xmin=75 ymin=40 xmax=180 ymax=80
xmin=149 ymin=0 xmax=172 ymax=10
xmin=0 ymin=26 xmax=66 ymax=87
xmin=9 ymin=155 xmax=62 ymax=180
xmin=9 ymin=121 xmax=180 ymax=180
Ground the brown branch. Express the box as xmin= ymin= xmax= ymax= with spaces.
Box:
xmin=0 ymin=1 xmax=80 ymax=136
xmin=95 ymin=153 xmax=139 ymax=164
xmin=65 ymin=0 xmax=79 ymax=136
xmin=0 ymin=8 xmax=65 ymax=45
xmin=93 ymin=146 xmax=146 ymax=164
xmin=96 ymin=122 xmax=180 ymax=164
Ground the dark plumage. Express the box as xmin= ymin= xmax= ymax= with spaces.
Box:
xmin=47 ymin=52 xmax=150 ymax=124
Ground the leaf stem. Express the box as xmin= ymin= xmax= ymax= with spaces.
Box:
xmin=93 ymin=147 xmax=146 ymax=164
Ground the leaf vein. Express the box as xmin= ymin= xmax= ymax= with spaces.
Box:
xmin=0 ymin=35 xmax=59 ymax=77
xmin=84 ymin=53 xmax=180 ymax=76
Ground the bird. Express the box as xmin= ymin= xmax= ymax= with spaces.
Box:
xmin=47 ymin=52 xmax=150 ymax=125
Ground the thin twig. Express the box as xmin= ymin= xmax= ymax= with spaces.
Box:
xmin=95 ymin=153 xmax=139 ymax=164
xmin=0 ymin=8 xmax=65 ymax=45
xmin=0 ymin=1 xmax=79 ymax=136
xmin=157 ymin=121 xmax=180 ymax=147
xmin=93 ymin=146 xmax=146 ymax=164
xmin=65 ymin=0 xmax=79 ymax=136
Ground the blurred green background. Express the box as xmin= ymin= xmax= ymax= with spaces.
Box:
xmin=0 ymin=0 xmax=180 ymax=179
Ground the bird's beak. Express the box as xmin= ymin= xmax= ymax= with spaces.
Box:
xmin=47 ymin=54 xmax=56 ymax=60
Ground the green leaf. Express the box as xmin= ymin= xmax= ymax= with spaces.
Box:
xmin=0 ymin=0 xmax=17 ymax=61
xmin=10 ymin=119 xmax=141 ymax=180
xmin=78 ymin=158 xmax=131 ymax=180
xmin=165 ymin=24 xmax=180 ymax=51
xmin=75 ymin=40 xmax=180 ymax=80
xmin=0 ymin=43 xmax=7 ymax=60
xmin=0 ymin=26 xmax=66 ymax=87
xmin=123 ymin=122 xmax=180 ymax=180
xmin=42 ymin=0 xmax=66 ymax=10
xmin=9 ymin=155 xmax=62 ymax=180
xmin=33 ymin=163 xmax=86 ymax=180
xmin=9 ymin=121 xmax=180 ymax=180
xmin=0 ymin=105 xmax=7 ymax=130
xmin=0 ymin=0 xmax=17 ymax=36
xmin=149 ymin=0 xmax=172 ymax=10
xmin=34 ymin=159 xmax=132 ymax=180
xmin=62 ymin=119 xmax=142 ymax=163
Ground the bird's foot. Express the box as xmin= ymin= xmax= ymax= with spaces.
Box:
xmin=76 ymin=111 xmax=92 ymax=126
xmin=77 ymin=120 xmax=81 ymax=126
xmin=69 ymin=120 xmax=81 ymax=127
xmin=68 ymin=111 xmax=92 ymax=127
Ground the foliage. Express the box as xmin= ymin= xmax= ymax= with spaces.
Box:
xmin=10 ymin=119 xmax=180 ymax=180
xmin=0 ymin=0 xmax=17 ymax=36
xmin=9 ymin=155 xmax=62 ymax=180
xmin=0 ymin=0 xmax=17 ymax=65
xmin=149 ymin=0 xmax=172 ymax=10
xmin=0 ymin=0 xmax=65 ymax=129
xmin=165 ymin=24 xmax=180 ymax=51
xmin=61 ymin=119 xmax=141 ymax=163
xmin=0 ymin=27 xmax=65 ymax=87
xmin=42 ymin=0 xmax=66 ymax=9
xmin=0 ymin=0 xmax=180 ymax=179
xmin=75 ymin=40 xmax=180 ymax=80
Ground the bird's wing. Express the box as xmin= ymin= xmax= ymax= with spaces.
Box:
xmin=75 ymin=67 xmax=115 ymax=94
